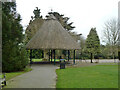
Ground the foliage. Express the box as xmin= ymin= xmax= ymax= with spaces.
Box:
xmin=86 ymin=28 xmax=100 ymax=54
xmin=31 ymin=50 xmax=42 ymax=59
xmin=25 ymin=7 xmax=44 ymax=59
xmin=2 ymin=2 xmax=29 ymax=72
xmin=25 ymin=7 xmax=44 ymax=43
xmin=29 ymin=7 xmax=43 ymax=25
xmin=102 ymin=18 xmax=119 ymax=59
xmin=56 ymin=65 xmax=118 ymax=88
xmin=33 ymin=7 xmax=42 ymax=19
xmin=47 ymin=12 xmax=75 ymax=31
xmin=85 ymin=28 xmax=100 ymax=62
xmin=78 ymin=35 xmax=86 ymax=59
xmin=103 ymin=18 xmax=118 ymax=45
xmin=100 ymin=45 xmax=118 ymax=59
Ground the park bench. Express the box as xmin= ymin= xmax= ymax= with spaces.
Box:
xmin=1 ymin=73 xmax=6 ymax=88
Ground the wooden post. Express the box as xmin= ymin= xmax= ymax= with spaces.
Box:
xmin=51 ymin=50 xmax=52 ymax=63
xmin=42 ymin=50 xmax=44 ymax=58
xmin=30 ymin=49 xmax=32 ymax=64
xmin=73 ymin=50 xmax=75 ymax=64
xmin=48 ymin=50 xmax=50 ymax=61
xmin=68 ymin=50 xmax=70 ymax=61
xmin=54 ymin=50 xmax=56 ymax=65
xmin=39 ymin=50 xmax=41 ymax=59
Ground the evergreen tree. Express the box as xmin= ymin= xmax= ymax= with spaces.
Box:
xmin=47 ymin=12 xmax=75 ymax=31
xmin=30 ymin=7 xmax=42 ymax=24
xmin=33 ymin=7 xmax=42 ymax=19
xmin=25 ymin=7 xmax=44 ymax=59
xmin=2 ymin=2 xmax=28 ymax=72
xmin=85 ymin=28 xmax=100 ymax=63
xmin=25 ymin=7 xmax=43 ymax=42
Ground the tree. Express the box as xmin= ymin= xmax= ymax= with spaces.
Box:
xmin=25 ymin=7 xmax=44 ymax=59
xmin=25 ymin=7 xmax=43 ymax=42
xmin=85 ymin=28 xmax=100 ymax=63
xmin=79 ymin=35 xmax=86 ymax=59
xmin=30 ymin=7 xmax=43 ymax=24
xmin=102 ymin=18 xmax=119 ymax=61
xmin=2 ymin=2 xmax=28 ymax=72
xmin=118 ymin=19 xmax=120 ymax=60
xmin=47 ymin=12 xmax=75 ymax=31
xmin=33 ymin=7 xmax=42 ymax=19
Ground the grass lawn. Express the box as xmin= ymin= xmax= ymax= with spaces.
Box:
xmin=32 ymin=59 xmax=43 ymax=62
xmin=32 ymin=59 xmax=67 ymax=62
xmin=56 ymin=65 xmax=118 ymax=88
xmin=4 ymin=67 xmax=32 ymax=81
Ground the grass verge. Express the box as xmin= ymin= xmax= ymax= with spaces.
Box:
xmin=5 ymin=67 xmax=32 ymax=81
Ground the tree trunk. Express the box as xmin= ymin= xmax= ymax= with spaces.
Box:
xmin=118 ymin=51 xmax=120 ymax=61
xmin=90 ymin=53 xmax=93 ymax=63
xmin=113 ymin=52 xmax=115 ymax=63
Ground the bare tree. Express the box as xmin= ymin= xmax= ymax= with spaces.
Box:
xmin=102 ymin=18 xmax=119 ymax=61
xmin=118 ymin=18 xmax=120 ymax=60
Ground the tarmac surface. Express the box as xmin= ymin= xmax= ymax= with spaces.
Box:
xmin=5 ymin=64 xmax=58 ymax=88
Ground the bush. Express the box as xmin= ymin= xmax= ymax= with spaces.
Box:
xmin=2 ymin=44 xmax=29 ymax=72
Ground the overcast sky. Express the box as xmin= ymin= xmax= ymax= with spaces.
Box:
xmin=16 ymin=0 xmax=119 ymax=43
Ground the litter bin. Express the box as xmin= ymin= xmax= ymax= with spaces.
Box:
xmin=60 ymin=59 xmax=65 ymax=69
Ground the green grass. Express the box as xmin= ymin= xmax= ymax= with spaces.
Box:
xmin=32 ymin=59 xmax=43 ymax=62
xmin=32 ymin=59 xmax=67 ymax=62
xmin=5 ymin=67 xmax=32 ymax=81
xmin=0 ymin=74 xmax=4 ymax=78
xmin=56 ymin=65 xmax=118 ymax=88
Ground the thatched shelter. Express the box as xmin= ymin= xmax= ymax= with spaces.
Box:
xmin=26 ymin=15 xmax=80 ymax=50
xmin=26 ymin=14 xmax=80 ymax=64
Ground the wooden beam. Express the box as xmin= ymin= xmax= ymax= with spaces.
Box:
xmin=68 ymin=50 xmax=70 ymax=61
xmin=39 ymin=50 xmax=41 ymax=59
xmin=42 ymin=50 xmax=44 ymax=58
xmin=51 ymin=50 xmax=52 ymax=63
xmin=54 ymin=50 xmax=56 ymax=65
xmin=30 ymin=49 xmax=32 ymax=64
xmin=49 ymin=50 xmax=50 ymax=62
xmin=73 ymin=50 xmax=75 ymax=64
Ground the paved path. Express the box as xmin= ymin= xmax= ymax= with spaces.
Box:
xmin=6 ymin=64 xmax=58 ymax=88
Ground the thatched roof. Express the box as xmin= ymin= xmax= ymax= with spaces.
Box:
xmin=26 ymin=15 xmax=80 ymax=50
